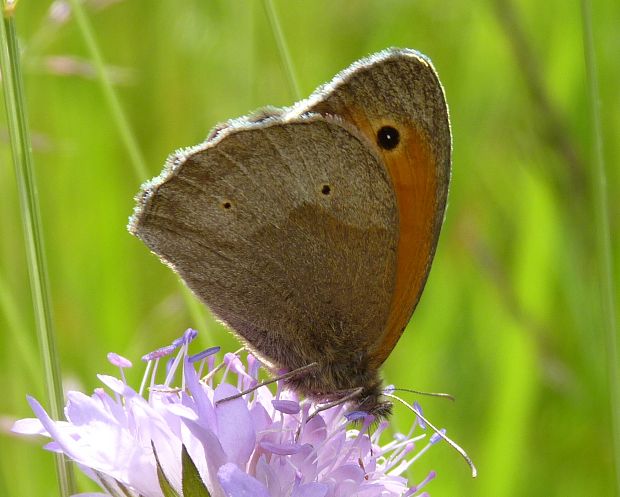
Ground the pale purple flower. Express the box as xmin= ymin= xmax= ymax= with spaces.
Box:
xmin=13 ymin=329 xmax=441 ymax=497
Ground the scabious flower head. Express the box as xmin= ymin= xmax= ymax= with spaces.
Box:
xmin=13 ymin=329 xmax=441 ymax=497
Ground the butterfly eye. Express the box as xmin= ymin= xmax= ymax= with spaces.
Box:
xmin=377 ymin=126 xmax=400 ymax=150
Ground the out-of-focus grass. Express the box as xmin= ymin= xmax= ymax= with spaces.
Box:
xmin=1 ymin=1 xmax=618 ymax=496
xmin=0 ymin=0 xmax=75 ymax=492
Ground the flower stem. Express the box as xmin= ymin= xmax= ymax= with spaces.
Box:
xmin=262 ymin=0 xmax=301 ymax=100
xmin=0 ymin=2 xmax=76 ymax=495
xmin=580 ymin=1 xmax=620 ymax=494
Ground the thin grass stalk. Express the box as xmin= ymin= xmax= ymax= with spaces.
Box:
xmin=66 ymin=0 xmax=208 ymax=332
xmin=262 ymin=0 xmax=301 ymax=100
xmin=580 ymin=1 xmax=620 ymax=494
xmin=0 ymin=273 xmax=40 ymax=391
xmin=66 ymin=0 xmax=148 ymax=181
xmin=0 ymin=2 xmax=75 ymax=495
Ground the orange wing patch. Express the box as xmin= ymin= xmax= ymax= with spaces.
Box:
xmin=371 ymin=123 xmax=438 ymax=367
xmin=338 ymin=107 xmax=439 ymax=367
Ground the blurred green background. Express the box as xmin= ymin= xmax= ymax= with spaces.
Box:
xmin=1 ymin=0 xmax=618 ymax=496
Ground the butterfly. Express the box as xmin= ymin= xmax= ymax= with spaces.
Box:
xmin=129 ymin=48 xmax=450 ymax=419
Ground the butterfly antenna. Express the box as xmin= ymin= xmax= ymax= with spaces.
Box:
xmin=383 ymin=392 xmax=477 ymax=478
xmin=386 ymin=387 xmax=455 ymax=402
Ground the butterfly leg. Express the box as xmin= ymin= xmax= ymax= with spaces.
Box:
xmin=307 ymin=387 xmax=365 ymax=421
xmin=294 ymin=387 xmax=365 ymax=441
xmin=215 ymin=362 xmax=319 ymax=405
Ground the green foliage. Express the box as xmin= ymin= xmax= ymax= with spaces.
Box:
xmin=153 ymin=442 xmax=181 ymax=497
xmin=1 ymin=1 xmax=618 ymax=496
xmin=182 ymin=445 xmax=211 ymax=497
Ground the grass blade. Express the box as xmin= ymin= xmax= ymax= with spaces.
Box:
xmin=0 ymin=1 xmax=76 ymax=495
xmin=262 ymin=0 xmax=301 ymax=100
xmin=66 ymin=0 xmax=210 ymax=336
xmin=580 ymin=1 xmax=620 ymax=494
xmin=66 ymin=0 xmax=148 ymax=181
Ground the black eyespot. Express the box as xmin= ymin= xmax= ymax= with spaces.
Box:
xmin=377 ymin=126 xmax=400 ymax=150
xmin=222 ymin=201 xmax=232 ymax=210
xmin=321 ymin=184 xmax=331 ymax=195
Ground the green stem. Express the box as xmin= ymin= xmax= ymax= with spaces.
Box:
xmin=66 ymin=0 xmax=211 ymax=335
xmin=0 ymin=273 xmax=41 ymax=392
xmin=262 ymin=0 xmax=301 ymax=100
xmin=580 ymin=1 xmax=620 ymax=494
xmin=0 ymin=2 xmax=76 ymax=495
xmin=66 ymin=0 xmax=149 ymax=181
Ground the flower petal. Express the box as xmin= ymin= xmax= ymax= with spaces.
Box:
xmin=214 ymin=384 xmax=255 ymax=467
xmin=184 ymin=357 xmax=216 ymax=431
xmin=107 ymin=352 xmax=132 ymax=368
xmin=71 ymin=492 xmax=110 ymax=497
xmin=259 ymin=441 xmax=303 ymax=455
xmin=218 ymin=462 xmax=270 ymax=497
xmin=271 ymin=399 xmax=301 ymax=415
xmin=254 ymin=457 xmax=282 ymax=497
xmin=167 ymin=403 xmax=199 ymax=421
xmin=26 ymin=396 xmax=83 ymax=461
xmin=97 ymin=374 xmax=139 ymax=398
xmin=292 ymin=482 xmax=330 ymax=497
xmin=11 ymin=417 xmax=46 ymax=435
xmin=65 ymin=391 xmax=116 ymax=426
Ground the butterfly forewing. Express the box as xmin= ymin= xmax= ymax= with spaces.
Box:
xmin=304 ymin=49 xmax=451 ymax=367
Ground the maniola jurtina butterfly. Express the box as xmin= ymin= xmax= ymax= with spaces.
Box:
xmin=129 ymin=48 xmax=450 ymax=419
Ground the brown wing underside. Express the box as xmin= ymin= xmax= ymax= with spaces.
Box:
xmin=307 ymin=50 xmax=451 ymax=367
xmin=131 ymin=116 xmax=399 ymax=374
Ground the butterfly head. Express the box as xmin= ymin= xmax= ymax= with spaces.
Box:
xmin=354 ymin=386 xmax=393 ymax=420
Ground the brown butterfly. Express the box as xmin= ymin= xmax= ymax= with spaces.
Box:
xmin=129 ymin=48 xmax=450 ymax=419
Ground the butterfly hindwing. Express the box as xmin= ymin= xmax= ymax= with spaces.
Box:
xmin=131 ymin=115 xmax=399 ymax=374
